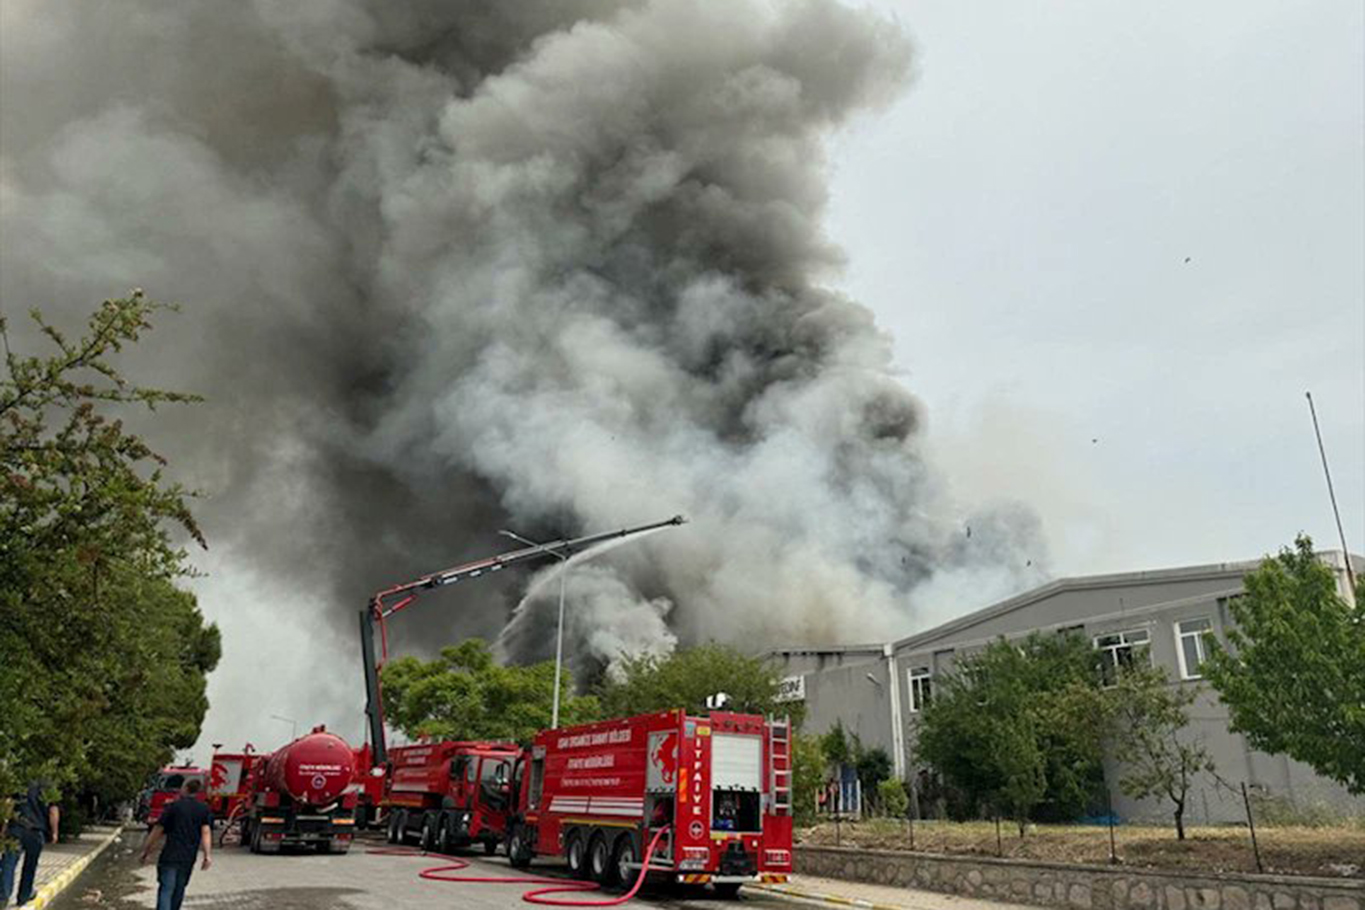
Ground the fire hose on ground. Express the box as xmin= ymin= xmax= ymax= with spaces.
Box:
xmin=368 ymin=825 xmax=672 ymax=907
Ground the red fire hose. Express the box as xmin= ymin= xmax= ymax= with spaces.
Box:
xmin=370 ymin=826 xmax=671 ymax=907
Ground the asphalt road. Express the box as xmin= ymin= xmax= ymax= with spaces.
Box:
xmin=56 ymin=833 xmax=805 ymax=910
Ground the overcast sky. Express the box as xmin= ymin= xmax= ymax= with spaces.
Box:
xmin=828 ymin=0 xmax=1364 ymax=578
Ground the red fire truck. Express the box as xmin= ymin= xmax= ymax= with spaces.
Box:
xmin=139 ymin=766 xmax=209 ymax=826
xmin=383 ymin=740 xmax=521 ymax=854
xmin=208 ymin=747 xmax=258 ymax=824
xmin=504 ymin=710 xmax=793 ymax=897
xmin=349 ymin=744 xmax=386 ymax=829
xmin=241 ymin=727 xmax=358 ymax=854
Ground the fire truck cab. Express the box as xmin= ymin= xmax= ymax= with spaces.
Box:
xmin=505 ymin=710 xmax=793 ymax=898
xmin=384 ymin=741 xmax=520 ymax=854
xmin=139 ymin=766 xmax=209 ymax=826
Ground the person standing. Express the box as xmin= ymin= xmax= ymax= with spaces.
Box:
xmin=139 ymin=779 xmax=212 ymax=910
xmin=0 ymin=782 xmax=59 ymax=908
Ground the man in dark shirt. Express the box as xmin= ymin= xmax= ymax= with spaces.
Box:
xmin=139 ymin=779 xmax=212 ymax=910
xmin=1 ymin=781 xmax=59 ymax=908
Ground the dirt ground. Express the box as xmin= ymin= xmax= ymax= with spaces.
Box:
xmin=797 ymin=819 xmax=1365 ymax=879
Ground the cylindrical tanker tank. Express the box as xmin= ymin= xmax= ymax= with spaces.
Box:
xmin=261 ymin=730 xmax=357 ymax=807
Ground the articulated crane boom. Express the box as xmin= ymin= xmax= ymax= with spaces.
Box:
xmin=359 ymin=515 xmax=686 ymax=767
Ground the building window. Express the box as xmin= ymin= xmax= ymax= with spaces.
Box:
xmin=908 ymin=667 xmax=932 ymax=713
xmin=1175 ymin=618 xmax=1214 ymax=679
xmin=1094 ymin=628 xmax=1150 ymax=685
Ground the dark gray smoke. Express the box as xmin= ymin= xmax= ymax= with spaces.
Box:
xmin=0 ymin=0 xmax=1046 ymax=713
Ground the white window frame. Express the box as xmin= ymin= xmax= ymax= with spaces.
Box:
xmin=907 ymin=667 xmax=932 ymax=713
xmin=1093 ymin=628 xmax=1151 ymax=686
xmin=1175 ymin=617 xmax=1214 ymax=680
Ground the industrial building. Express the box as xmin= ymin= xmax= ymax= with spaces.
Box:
xmin=770 ymin=551 xmax=1364 ymax=825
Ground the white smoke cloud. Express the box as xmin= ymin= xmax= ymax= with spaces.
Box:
xmin=0 ymin=0 xmax=1048 ymax=742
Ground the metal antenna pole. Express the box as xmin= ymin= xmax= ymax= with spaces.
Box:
xmin=1306 ymin=392 xmax=1357 ymax=594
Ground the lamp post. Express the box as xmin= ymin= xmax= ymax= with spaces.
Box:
xmin=270 ymin=714 xmax=298 ymax=741
xmin=500 ymin=529 xmax=570 ymax=729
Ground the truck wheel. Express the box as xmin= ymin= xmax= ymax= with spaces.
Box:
xmin=565 ymin=831 xmax=587 ymax=879
xmin=420 ymin=813 xmax=437 ymax=852
xmin=588 ymin=832 xmax=613 ymax=885
xmin=612 ymin=835 xmax=638 ymax=892
xmin=713 ymin=883 xmax=743 ymax=900
xmin=483 ymin=837 xmax=498 ymax=857
xmin=436 ymin=815 xmax=453 ymax=854
xmin=508 ymin=825 xmax=533 ymax=869
xmin=394 ymin=810 xmax=410 ymax=845
xmin=386 ymin=812 xmax=400 ymax=844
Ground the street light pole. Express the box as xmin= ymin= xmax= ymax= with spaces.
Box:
xmin=553 ymin=561 xmax=568 ymax=729
xmin=499 ymin=529 xmax=571 ymax=729
xmin=270 ymin=714 xmax=298 ymax=741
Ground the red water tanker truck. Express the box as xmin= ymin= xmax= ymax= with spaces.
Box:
xmin=503 ymin=710 xmax=793 ymax=897
xmin=383 ymin=740 xmax=521 ymax=853
xmin=242 ymin=726 xmax=358 ymax=854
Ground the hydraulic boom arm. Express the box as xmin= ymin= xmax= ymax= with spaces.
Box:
xmin=360 ymin=514 xmax=686 ymax=766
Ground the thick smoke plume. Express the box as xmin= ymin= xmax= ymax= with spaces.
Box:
xmin=0 ymin=1 xmax=1045 ymax=717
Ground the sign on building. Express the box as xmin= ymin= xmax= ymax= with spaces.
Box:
xmin=775 ymin=674 xmax=806 ymax=703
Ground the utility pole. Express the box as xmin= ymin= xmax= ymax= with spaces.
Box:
xmin=1306 ymin=392 xmax=1357 ymax=596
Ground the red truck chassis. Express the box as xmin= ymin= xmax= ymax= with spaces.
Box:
xmin=383 ymin=740 xmax=520 ymax=854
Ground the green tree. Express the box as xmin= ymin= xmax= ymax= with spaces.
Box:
xmin=1204 ymin=535 xmax=1365 ymax=794
xmin=1106 ymin=663 xmax=1214 ymax=840
xmin=791 ymin=732 xmax=827 ymax=826
xmin=819 ymin=721 xmax=853 ymax=767
xmin=382 ymin=639 xmax=599 ymax=743
xmin=917 ymin=633 xmax=1106 ymax=831
xmin=0 ymin=293 xmax=218 ymax=828
xmin=877 ymin=777 xmax=909 ymax=818
xmin=855 ymin=747 xmax=893 ymax=806
xmin=597 ymin=644 xmax=800 ymax=723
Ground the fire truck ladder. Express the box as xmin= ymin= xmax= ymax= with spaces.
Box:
xmin=360 ymin=514 xmax=687 ymax=767
xmin=770 ymin=716 xmax=792 ymax=815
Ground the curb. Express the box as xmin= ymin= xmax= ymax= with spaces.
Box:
xmin=748 ymin=882 xmax=914 ymax=910
xmin=28 ymin=826 xmax=123 ymax=909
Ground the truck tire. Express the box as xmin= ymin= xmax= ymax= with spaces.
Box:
xmin=386 ymin=812 xmax=401 ymax=845
xmin=713 ymin=883 xmax=742 ymax=900
xmin=483 ymin=837 xmax=497 ymax=856
xmin=611 ymin=834 xmax=638 ymax=892
xmin=588 ymin=831 xmax=613 ymax=885
xmin=436 ymin=814 xmax=453 ymax=854
xmin=420 ymin=813 xmax=437 ymax=852
xmin=508 ymin=825 xmax=533 ymax=869
xmin=394 ymin=810 xmax=410 ymax=845
xmin=565 ymin=831 xmax=587 ymax=879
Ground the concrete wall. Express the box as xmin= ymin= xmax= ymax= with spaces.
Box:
xmin=800 ymin=658 xmax=895 ymax=761
xmin=796 ymin=846 xmax=1364 ymax=910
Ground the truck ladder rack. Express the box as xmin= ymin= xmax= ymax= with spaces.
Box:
xmin=769 ymin=716 xmax=792 ymax=815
